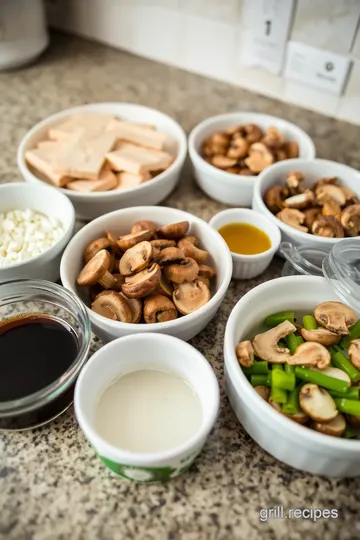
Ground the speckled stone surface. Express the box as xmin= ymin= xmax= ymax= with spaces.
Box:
xmin=1 ymin=33 xmax=360 ymax=540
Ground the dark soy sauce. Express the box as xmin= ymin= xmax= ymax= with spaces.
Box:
xmin=0 ymin=314 xmax=79 ymax=430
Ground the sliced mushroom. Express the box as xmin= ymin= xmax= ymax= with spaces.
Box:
xmin=244 ymin=142 xmax=274 ymax=173
xmin=285 ymin=171 xmax=304 ymax=194
xmin=112 ymin=273 xmax=125 ymax=291
xmin=269 ymin=399 xmax=309 ymax=424
xmin=164 ymin=257 xmax=199 ymax=284
xmin=244 ymin=123 xmax=263 ymax=144
xmin=300 ymin=327 xmax=341 ymax=347
xmin=157 ymin=221 xmax=189 ymax=240
xmin=254 ymin=386 xmax=270 ymax=401
xmin=211 ymin=155 xmax=237 ymax=169
xmin=276 ymin=208 xmax=308 ymax=232
xmin=173 ymin=280 xmax=211 ymax=315
xmin=196 ymin=275 xmax=210 ymax=287
xmin=84 ymin=237 xmax=111 ymax=263
xmin=151 ymin=246 xmax=161 ymax=262
xmin=313 ymin=176 xmax=337 ymax=191
xmin=227 ymin=137 xmax=249 ymax=159
xmin=198 ymin=264 xmax=216 ymax=280
xmin=118 ymin=293 xmax=142 ymax=323
xmin=150 ymin=239 xmax=176 ymax=250
xmin=339 ymin=186 xmax=359 ymax=204
xmin=119 ymin=241 xmax=153 ymax=276
xmin=91 ymin=290 xmax=133 ymax=323
xmin=314 ymin=301 xmax=357 ymax=335
xmin=236 ymin=340 xmax=254 ymax=367
xmin=341 ymin=204 xmax=360 ymax=236
xmin=131 ymin=220 xmax=157 ymax=235
xmin=252 ymin=320 xmax=296 ymax=363
xmin=312 ymin=413 xmax=346 ymax=437
xmin=117 ymin=230 xmax=153 ymax=251
xmin=287 ymin=342 xmax=330 ymax=369
xmin=283 ymin=141 xmax=299 ymax=159
xmin=148 ymin=275 xmax=173 ymax=298
xmin=299 ymin=384 xmax=337 ymax=422
xmin=303 ymin=207 xmax=322 ymax=229
xmin=322 ymin=202 xmax=342 ymax=221
xmin=77 ymin=249 xmax=117 ymax=289
xmin=143 ymin=295 xmax=178 ymax=323
xmin=121 ymin=263 xmax=161 ymax=298
xmin=177 ymin=237 xmax=208 ymax=264
xmin=284 ymin=189 xmax=314 ymax=209
xmin=106 ymin=231 xmax=122 ymax=254
xmin=312 ymin=216 xmax=344 ymax=238
xmin=315 ymin=185 xmax=346 ymax=206
xmin=264 ymin=186 xmax=284 ymax=213
xmin=309 ymin=367 xmax=351 ymax=385
xmin=157 ymin=247 xmax=186 ymax=266
xmin=349 ymin=339 xmax=360 ymax=370
xmin=262 ymin=126 xmax=284 ymax=149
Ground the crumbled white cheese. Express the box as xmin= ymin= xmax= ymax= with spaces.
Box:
xmin=0 ymin=209 xmax=65 ymax=267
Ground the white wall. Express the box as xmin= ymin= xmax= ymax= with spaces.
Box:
xmin=46 ymin=0 xmax=360 ymax=125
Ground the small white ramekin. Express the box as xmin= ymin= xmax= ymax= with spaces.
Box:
xmin=74 ymin=332 xmax=220 ymax=483
xmin=208 ymin=208 xmax=281 ymax=279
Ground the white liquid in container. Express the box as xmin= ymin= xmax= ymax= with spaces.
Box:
xmin=94 ymin=369 xmax=203 ymax=453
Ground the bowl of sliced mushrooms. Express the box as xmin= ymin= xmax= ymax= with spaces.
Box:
xmin=253 ymin=158 xmax=360 ymax=253
xmin=60 ymin=206 xmax=232 ymax=343
xmin=224 ymin=275 xmax=360 ymax=477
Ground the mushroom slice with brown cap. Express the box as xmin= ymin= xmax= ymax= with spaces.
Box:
xmin=173 ymin=280 xmax=211 ymax=315
xmin=313 ymin=176 xmax=337 ymax=191
xmin=117 ymin=230 xmax=153 ymax=251
xmin=309 ymin=367 xmax=351 ymax=384
xmin=254 ymin=386 xmax=270 ymax=401
xmin=236 ymin=340 xmax=254 ymax=368
xmin=164 ymin=257 xmax=199 ymax=284
xmin=149 ymin=275 xmax=173 ymax=298
xmin=284 ymin=189 xmax=314 ymax=210
xmin=150 ymin=239 xmax=177 ymax=250
xmin=178 ymin=237 xmax=208 ymax=264
xmin=157 ymin=247 xmax=186 ymax=266
xmin=119 ymin=292 xmax=142 ymax=323
xmin=105 ymin=231 xmax=122 ymax=254
xmin=340 ymin=186 xmax=359 ymax=205
xmin=77 ymin=249 xmax=117 ymax=289
xmin=157 ymin=221 xmax=189 ymax=240
xmin=312 ymin=216 xmax=344 ymax=238
xmin=341 ymin=204 xmax=360 ymax=236
xmin=287 ymin=342 xmax=330 ymax=369
xmin=303 ymin=207 xmax=322 ymax=229
xmin=315 ymin=185 xmax=346 ymax=206
xmin=121 ymin=263 xmax=161 ymax=299
xmin=314 ymin=301 xmax=357 ymax=335
xmin=264 ymin=186 xmax=284 ymax=213
xmin=299 ymin=384 xmax=337 ymax=422
xmin=322 ymin=202 xmax=342 ymax=221
xmin=244 ymin=123 xmax=263 ymax=144
xmin=131 ymin=220 xmax=157 ymax=235
xmin=91 ymin=291 xmax=133 ymax=323
xmin=276 ymin=208 xmax=308 ymax=232
xmin=300 ymin=327 xmax=341 ymax=347
xmin=198 ymin=264 xmax=216 ymax=280
xmin=251 ymin=320 xmax=296 ymax=363
xmin=312 ymin=413 xmax=346 ymax=437
xmin=196 ymin=275 xmax=210 ymax=287
xmin=285 ymin=171 xmax=304 ymax=193
xmin=211 ymin=155 xmax=237 ymax=169
xmin=84 ymin=237 xmax=111 ymax=263
xmin=143 ymin=295 xmax=178 ymax=323
xmin=349 ymin=339 xmax=360 ymax=370
xmin=119 ymin=241 xmax=153 ymax=276
xmin=244 ymin=142 xmax=275 ymax=173
xmin=112 ymin=273 xmax=125 ymax=291
xmin=261 ymin=126 xmax=284 ymax=149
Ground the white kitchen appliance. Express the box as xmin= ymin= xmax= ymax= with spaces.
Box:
xmin=0 ymin=0 xmax=49 ymax=70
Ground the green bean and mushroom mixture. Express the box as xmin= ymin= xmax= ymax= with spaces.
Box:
xmin=236 ymin=301 xmax=360 ymax=438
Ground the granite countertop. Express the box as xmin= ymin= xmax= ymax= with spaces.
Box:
xmin=1 ymin=33 xmax=360 ymax=540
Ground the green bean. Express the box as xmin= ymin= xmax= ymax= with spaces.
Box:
xmin=270 ymin=365 xmax=287 ymax=403
xmin=294 ymin=366 xmax=350 ymax=393
xmin=303 ymin=315 xmax=318 ymax=330
xmin=251 ymin=374 xmax=271 ymax=387
xmin=284 ymin=363 xmax=295 ymax=375
xmin=329 ymin=387 xmax=360 ymax=400
xmin=330 ymin=348 xmax=360 ymax=384
xmin=282 ymin=385 xmax=300 ymax=414
xmin=265 ymin=311 xmax=295 ymax=328
xmin=343 ymin=425 xmax=358 ymax=439
xmin=334 ymin=398 xmax=360 ymax=416
xmin=297 ymin=336 xmax=304 ymax=345
xmin=242 ymin=361 xmax=269 ymax=376
xmin=271 ymin=368 xmax=296 ymax=391
xmin=340 ymin=320 xmax=360 ymax=349
xmin=285 ymin=333 xmax=298 ymax=355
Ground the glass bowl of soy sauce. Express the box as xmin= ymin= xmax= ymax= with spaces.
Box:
xmin=0 ymin=279 xmax=91 ymax=430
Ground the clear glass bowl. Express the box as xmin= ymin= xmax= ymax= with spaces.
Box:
xmin=0 ymin=279 xmax=91 ymax=430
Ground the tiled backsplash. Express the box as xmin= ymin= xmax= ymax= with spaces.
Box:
xmin=47 ymin=0 xmax=360 ymax=125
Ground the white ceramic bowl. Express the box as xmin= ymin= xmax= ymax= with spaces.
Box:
xmin=253 ymin=158 xmax=360 ymax=254
xmin=60 ymin=206 xmax=232 ymax=343
xmin=224 ymin=275 xmax=360 ymax=477
xmin=188 ymin=112 xmax=315 ymax=207
xmin=17 ymin=103 xmax=187 ymax=221
xmin=208 ymin=208 xmax=281 ymax=279
xmin=75 ymin=333 xmax=220 ymax=483
xmin=0 ymin=182 xmax=75 ymax=283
